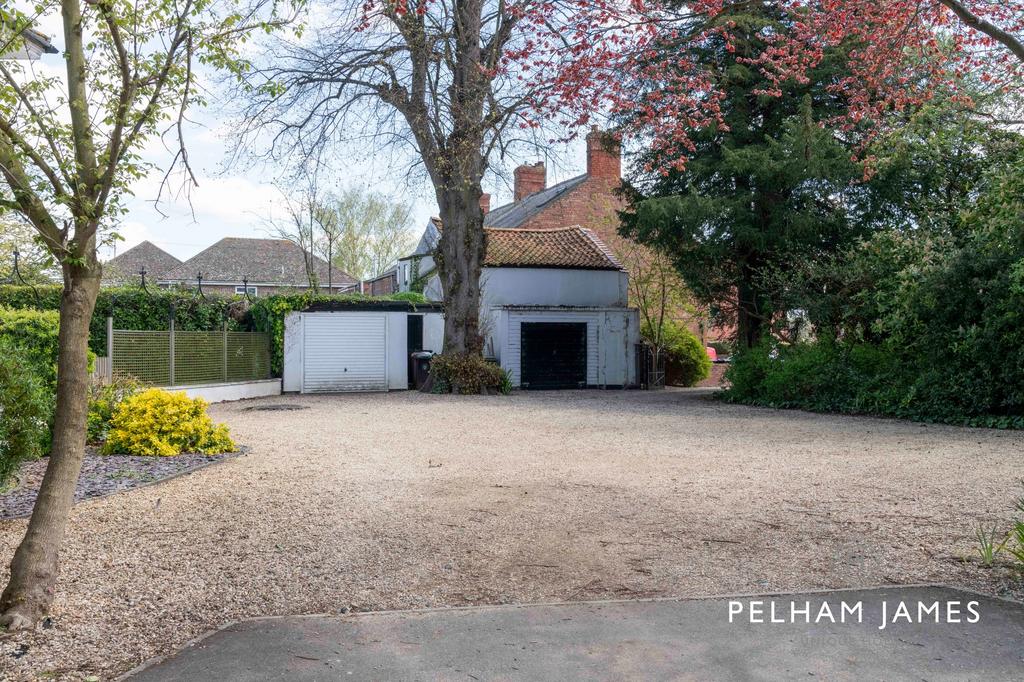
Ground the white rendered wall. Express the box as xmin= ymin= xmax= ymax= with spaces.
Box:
xmin=426 ymin=267 xmax=628 ymax=309
xmin=172 ymin=379 xmax=282 ymax=403
xmin=282 ymin=312 xmax=303 ymax=392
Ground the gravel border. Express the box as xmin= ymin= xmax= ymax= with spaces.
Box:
xmin=1 ymin=448 xmax=243 ymax=520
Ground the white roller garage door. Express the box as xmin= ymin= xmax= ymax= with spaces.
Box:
xmin=301 ymin=313 xmax=388 ymax=392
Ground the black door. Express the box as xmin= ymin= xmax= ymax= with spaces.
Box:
xmin=521 ymin=322 xmax=587 ymax=389
xmin=407 ymin=315 xmax=424 ymax=388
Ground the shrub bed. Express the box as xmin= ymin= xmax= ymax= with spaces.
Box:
xmin=428 ymin=353 xmax=505 ymax=394
xmin=103 ymin=389 xmax=236 ymax=456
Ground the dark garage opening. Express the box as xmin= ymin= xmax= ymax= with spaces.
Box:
xmin=407 ymin=315 xmax=424 ymax=389
xmin=521 ymin=322 xmax=587 ymax=389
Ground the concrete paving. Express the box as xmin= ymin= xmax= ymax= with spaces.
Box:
xmin=128 ymin=586 xmax=1024 ymax=681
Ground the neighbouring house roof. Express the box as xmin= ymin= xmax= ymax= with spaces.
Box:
xmin=483 ymin=174 xmax=588 ymax=228
xmin=160 ymin=237 xmax=356 ymax=288
xmin=484 ymin=226 xmax=623 ymax=271
xmin=102 ymin=241 xmax=183 ymax=285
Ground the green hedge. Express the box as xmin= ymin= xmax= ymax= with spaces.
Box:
xmin=248 ymin=291 xmax=427 ymax=375
xmin=0 ymin=285 xmax=241 ymax=355
xmin=0 ymin=307 xmax=62 ymax=388
xmin=0 ymin=285 xmax=429 ymax=377
xmin=0 ymin=340 xmax=52 ymax=488
xmin=723 ymin=337 xmax=1024 ymax=430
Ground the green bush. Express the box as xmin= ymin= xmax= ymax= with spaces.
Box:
xmin=643 ymin=320 xmax=711 ymax=387
xmin=723 ymin=336 xmax=1024 ymax=428
xmin=428 ymin=353 xmax=504 ymax=395
xmin=0 ymin=307 xmax=62 ymax=388
xmin=498 ymin=368 xmax=514 ymax=395
xmin=723 ymin=338 xmax=904 ymax=415
xmin=0 ymin=341 xmax=53 ymax=487
xmin=0 ymin=307 xmax=96 ymax=390
xmin=87 ymin=376 xmax=147 ymax=444
xmin=390 ymin=291 xmax=429 ymax=303
xmin=102 ymin=388 xmax=235 ymax=456
xmin=723 ymin=152 xmax=1024 ymax=429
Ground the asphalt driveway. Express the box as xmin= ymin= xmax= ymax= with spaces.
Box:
xmin=2 ymin=389 xmax=1022 ymax=680
xmin=129 ymin=587 xmax=1024 ymax=681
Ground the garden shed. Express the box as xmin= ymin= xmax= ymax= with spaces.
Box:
xmin=282 ymin=301 xmax=444 ymax=393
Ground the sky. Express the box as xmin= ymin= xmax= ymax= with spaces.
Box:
xmin=16 ymin=6 xmax=591 ymax=266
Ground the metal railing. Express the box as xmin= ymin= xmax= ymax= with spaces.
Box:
xmin=109 ymin=324 xmax=270 ymax=387
xmin=636 ymin=342 xmax=666 ymax=390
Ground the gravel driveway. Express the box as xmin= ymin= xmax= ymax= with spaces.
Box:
xmin=1 ymin=389 xmax=1022 ymax=680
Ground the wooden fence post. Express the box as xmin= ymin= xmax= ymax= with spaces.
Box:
xmin=106 ymin=316 xmax=114 ymax=381
xmin=223 ymin=321 xmax=229 ymax=382
xmin=169 ymin=308 xmax=176 ymax=387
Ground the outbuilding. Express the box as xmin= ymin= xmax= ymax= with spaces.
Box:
xmin=401 ymin=225 xmax=640 ymax=389
xmin=283 ymin=301 xmax=444 ymax=393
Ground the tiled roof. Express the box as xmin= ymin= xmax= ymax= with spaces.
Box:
xmin=483 ymin=174 xmax=588 ymax=228
xmin=484 ymin=226 xmax=622 ymax=270
xmin=102 ymin=241 xmax=182 ymax=284
xmin=160 ymin=237 xmax=356 ymax=287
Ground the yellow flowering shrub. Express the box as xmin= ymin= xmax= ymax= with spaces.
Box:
xmin=102 ymin=389 xmax=235 ymax=456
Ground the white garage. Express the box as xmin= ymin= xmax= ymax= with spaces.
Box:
xmin=282 ymin=302 xmax=445 ymax=393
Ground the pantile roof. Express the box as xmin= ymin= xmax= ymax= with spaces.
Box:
xmin=483 ymin=226 xmax=622 ymax=271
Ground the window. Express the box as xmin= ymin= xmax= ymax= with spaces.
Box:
xmin=235 ymin=285 xmax=258 ymax=297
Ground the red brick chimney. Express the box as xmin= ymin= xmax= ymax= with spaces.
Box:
xmin=479 ymin=193 xmax=491 ymax=215
xmin=514 ymin=162 xmax=546 ymax=201
xmin=586 ymin=126 xmax=621 ymax=181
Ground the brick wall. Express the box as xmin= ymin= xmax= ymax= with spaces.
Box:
xmin=362 ymin=272 xmax=398 ymax=296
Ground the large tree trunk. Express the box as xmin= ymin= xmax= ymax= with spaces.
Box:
xmin=0 ymin=263 xmax=101 ymax=629
xmin=736 ymin=264 xmax=765 ymax=350
xmin=436 ymin=184 xmax=486 ymax=355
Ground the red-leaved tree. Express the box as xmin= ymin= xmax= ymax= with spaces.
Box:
xmin=615 ymin=0 xmax=1021 ymax=166
xmin=754 ymin=1 xmax=1023 ymax=127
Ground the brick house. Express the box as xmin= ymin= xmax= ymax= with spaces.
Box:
xmin=398 ymin=127 xmax=728 ymax=346
xmin=483 ymin=126 xmax=626 ymax=249
xmin=159 ymin=237 xmax=357 ymax=297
